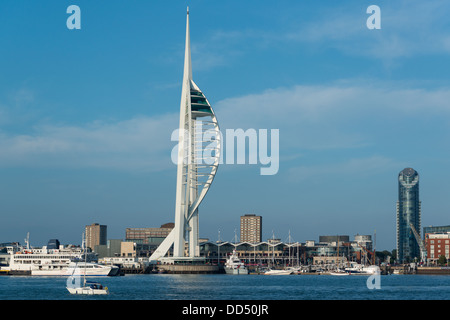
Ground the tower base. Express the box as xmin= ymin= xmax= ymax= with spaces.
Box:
xmin=158 ymin=256 xmax=206 ymax=265
xmin=157 ymin=257 xmax=219 ymax=274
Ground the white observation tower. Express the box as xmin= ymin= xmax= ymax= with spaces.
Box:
xmin=150 ymin=8 xmax=221 ymax=263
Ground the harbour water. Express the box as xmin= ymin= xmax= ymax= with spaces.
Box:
xmin=1 ymin=274 xmax=449 ymax=300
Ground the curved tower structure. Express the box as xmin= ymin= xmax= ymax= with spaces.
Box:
xmin=396 ymin=168 xmax=421 ymax=263
xmin=150 ymin=8 xmax=221 ymax=262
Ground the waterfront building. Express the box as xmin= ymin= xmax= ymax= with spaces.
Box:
xmin=319 ymin=235 xmax=350 ymax=244
xmin=240 ymin=214 xmax=262 ymax=243
xmin=94 ymin=239 xmax=122 ymax=258
xmin=313 ymin=256 xmax=347 ymax=266
xmin=354 ymin=234 xmax=372 ymax=247
xmin=121 ymin=242 xmax=136 ymax=257
xmin=126 ymin=223 xmax=174 ymax=245
xmin=95 ymin=239 xmax=153 ymax=259
xmin=396 ymin=168 xmax=421 ymax=263
xmin=425 ymin=232 xmax=450 ymax=263
xmin=199 ymin=234 xmax=374 ymax=267
xmin=150 ymin=8 xmax=221 ymax=262
xmin=85 ymin=223 xmax=107 ymax=251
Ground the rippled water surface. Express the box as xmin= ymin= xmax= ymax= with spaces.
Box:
xmin=1 ymin=274 xmax=449 ymax=300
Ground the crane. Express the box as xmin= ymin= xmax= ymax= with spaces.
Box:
xmin=410 ymin=223 xmax=427 ymax=264
xmin=358 ymin=243 xmax=375 ymax=265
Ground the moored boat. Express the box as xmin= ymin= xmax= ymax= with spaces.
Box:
xmin=263 ymin=269 xmax=293 ymax=275
xmin=67 ymin=280 xmax=108 ymax=295
xmin=344 ymin=263 xmax=380 ymax=275
xmin=224 ymin=249 xmax=248 ymax=275
xmin=330 ymin=269 xmax=350 ymax=276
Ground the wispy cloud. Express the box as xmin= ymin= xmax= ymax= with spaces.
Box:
xmin=197 ymin=0 xmax=450 ymax=64
xmin=0 ymin=114 xmax=179 ymax=172
xmin=285 ymin=0 xmax=450 ymax=60
xmin=1 ymin=80 xmax=450 ymax=173
xmin=215 ymin=80 xmax=450 ymax=153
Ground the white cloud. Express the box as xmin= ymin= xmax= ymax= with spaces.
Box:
xmin=0 ymin=114 xmax=179 ymax=172
xmin=1 ymin=80 xmax=450 ymax=173
xmin=214 ymin=81 xmax=450 ymax=154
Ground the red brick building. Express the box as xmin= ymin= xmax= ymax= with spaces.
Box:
xmin=425 ymin=233 xmax=450 ymax=264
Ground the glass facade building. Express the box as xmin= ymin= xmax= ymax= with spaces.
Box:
xmin=396 ymin=168 xmax=421 ymax=263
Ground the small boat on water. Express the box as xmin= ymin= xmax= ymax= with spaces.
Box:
xmin=264 ymin=269 xmax=293 ymax=275
xmin=224 ymin=249 xmax=248 ymax=275
xmin=66 ymin=234 xmax=109 ymax=295
xmin=67 ymin=280 xmax=108 ymax=295
xmin=344 ymin=263 xmax=380 ymax=275
xmin=330 ymin=269 xmax=350 ymax=276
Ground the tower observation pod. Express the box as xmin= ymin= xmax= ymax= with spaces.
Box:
xmin=150 ymin=8 xmax=221 ymax=263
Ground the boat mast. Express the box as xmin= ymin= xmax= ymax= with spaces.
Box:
xmin=336 ymin=235 xmax=339 ymax=270
xmin=217 ymin=230 xmax=221 ymax=266
xmin=82 ymin=233 xmax=86 ymax=286
xmin=272 ymin=231 xmax=275 ymax=267
xmin=288 ymin=230 xmax=291 ymax=267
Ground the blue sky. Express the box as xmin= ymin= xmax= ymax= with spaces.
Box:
xmin=1 ymin=0 xmax=450 ymax=250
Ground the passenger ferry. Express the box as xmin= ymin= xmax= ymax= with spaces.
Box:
xmin=5 ymin=238 xmax=119 ymax=276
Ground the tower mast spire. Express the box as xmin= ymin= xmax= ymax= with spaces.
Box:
xmin=149 ymin=8 xmax=221 ymax=263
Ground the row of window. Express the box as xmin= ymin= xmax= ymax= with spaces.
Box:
xmin=429 ymin=240 xmax=450 ymax=243
xmin=15 ymin=255 xmax=74 ymax=259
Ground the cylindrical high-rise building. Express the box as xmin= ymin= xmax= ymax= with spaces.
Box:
xmin=396 ymin=168 xmax=421 ymax=263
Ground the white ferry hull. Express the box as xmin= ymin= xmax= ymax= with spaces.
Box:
xmin=65 ymin=263 xmax=119 ymax=277
xmin=10 ymin=263 xmax=118 ymax=277
xmin=31 ymin=269 xmax=113 ymax=277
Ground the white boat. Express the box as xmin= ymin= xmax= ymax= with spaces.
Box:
xmin=330 ymin=269 xmax=350 ymax=276
xmin=344 ymin=263 xmax=380 ymax=275
xmin=224 ymin=249 xmax=248 ymax=275
xmin=264 ymin=269 xmax=293 ymax=275
xmin=67 ymin=234 xmax=109 ymax=295
xmin=287 ymin=266 xmax=302 ymax=273
xmin=361 ymin=265 xmax=380 ymax=274
xmin=67 ymin=280 xmax=108 ymax=295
